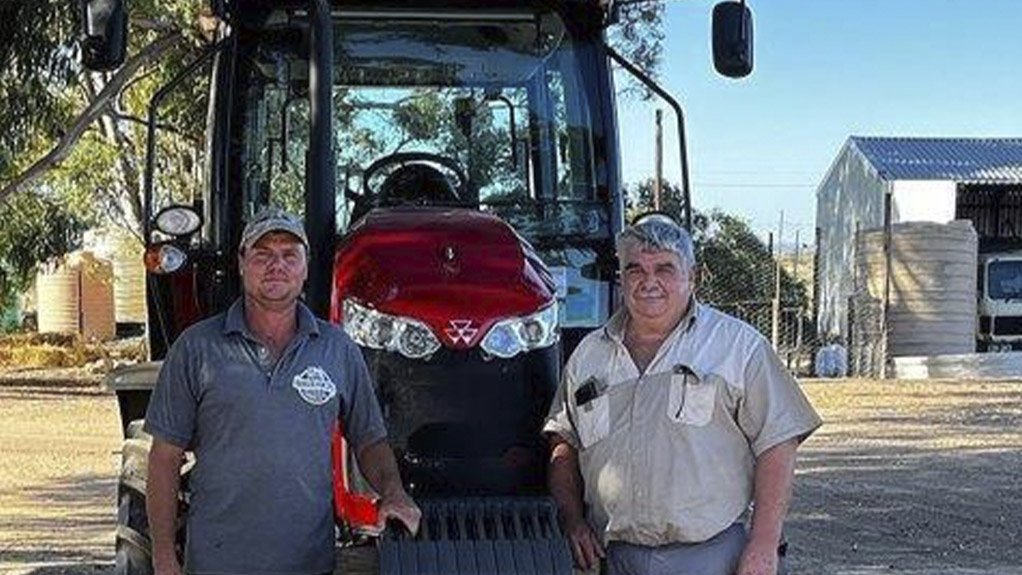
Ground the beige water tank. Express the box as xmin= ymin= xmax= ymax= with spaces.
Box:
xmin=85 ymin=227 xmax=147 ymax=324
xmin=36 ymin=251 xmax=116 ymax=340
xmin=855 ymin=221 xmax=977 ymax=357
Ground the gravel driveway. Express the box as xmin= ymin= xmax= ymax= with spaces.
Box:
xmin=1 ymin=371 xmax=1020 ymax=575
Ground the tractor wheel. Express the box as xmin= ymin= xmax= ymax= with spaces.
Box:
xmin=115 ymin=490 xmax=153 ymax=575
xmin=114 ymin=420 xmax=190 ymax=575
xmin=115 ymin=424 xmax=153 ymax=575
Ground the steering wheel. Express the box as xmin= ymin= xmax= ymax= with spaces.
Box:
xmin=361 ymin=152 xmax=468 ymax=205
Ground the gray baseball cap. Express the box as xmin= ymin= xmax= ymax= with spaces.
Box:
xmin=240 ymin=207 xmax=309 ymax=252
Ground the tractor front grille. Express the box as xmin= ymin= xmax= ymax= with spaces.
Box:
xmin=378 ymin=497 xmax=573 ymax=575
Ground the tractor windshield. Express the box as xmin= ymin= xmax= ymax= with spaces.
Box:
xmin=238 ymin=8 xmax=610 ymax=244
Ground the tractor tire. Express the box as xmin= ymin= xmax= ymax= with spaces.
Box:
xmin=116 ymin=428 xmax=153 ymax=575
xmin=114 ymin=420 xmax=190 ymax=575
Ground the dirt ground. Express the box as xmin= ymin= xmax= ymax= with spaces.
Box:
xmin=1 ymin=370 xmax=1020 ymax=575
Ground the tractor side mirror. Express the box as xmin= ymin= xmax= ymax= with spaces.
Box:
xmin=712 ymin=1 xmax=754 ymax=78
xmin=79 ymin=0 xmax=128 ymax=71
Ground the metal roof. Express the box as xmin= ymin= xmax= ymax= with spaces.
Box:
xmin=850 ymin=136 xmax=1022 ymax=183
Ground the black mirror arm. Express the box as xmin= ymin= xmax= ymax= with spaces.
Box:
xmin=603 ymin=45 xmax=693 ymax=232
xmin=143 ymin=39 xmax=230 ymax=240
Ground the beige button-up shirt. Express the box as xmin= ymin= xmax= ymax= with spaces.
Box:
xmin=544 ymin=302 xmax=822 ymax=547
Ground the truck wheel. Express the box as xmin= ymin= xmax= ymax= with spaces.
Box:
xmin=114 ymin=420 xmax=189 ymax=575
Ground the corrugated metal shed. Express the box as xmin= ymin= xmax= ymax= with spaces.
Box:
xmin=851 ymin=137 xmax=1022 ymax=183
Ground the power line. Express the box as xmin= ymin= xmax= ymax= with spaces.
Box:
xmin=694 ymin=182 xmax=817 ymax=189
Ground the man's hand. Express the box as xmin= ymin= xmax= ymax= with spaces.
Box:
xmin=564 ymin=515 xmax=605 ymax=571
xmin=739 ymin=438 xmax=798 ymax=575
xmin=376 ymin=489 xmax=422 ymax=536
xmin=736 ymin=537 xmax=779 ymax=575
xmin=355 ymin=440 xmax=421 ymax=535
xmin=547 ymin=436 xmax=603 ymax=570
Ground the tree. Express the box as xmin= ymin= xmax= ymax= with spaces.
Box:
xmin=0 ymin=1 xmax=207 ymax=312
xmin=608 ymin=0 xmax=666 ymax=99
xmin=0 ymin=1 xmax=206 ymax=225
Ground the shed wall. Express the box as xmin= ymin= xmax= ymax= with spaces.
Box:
xmin=816 ymin=143 xmax=887 ymax=342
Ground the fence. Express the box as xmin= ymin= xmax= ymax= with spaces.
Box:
xmin=693 ymin=212 xmax=819 ymax=376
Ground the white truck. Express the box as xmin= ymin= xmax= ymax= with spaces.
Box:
xmin=977 ymin=251 xmax=1022 ymax=352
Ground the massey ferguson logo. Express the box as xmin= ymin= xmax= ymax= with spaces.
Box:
xmin=445 ymin=320 xmax=478 ymax=345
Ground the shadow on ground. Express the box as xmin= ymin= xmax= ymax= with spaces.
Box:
xmin=0 ymin=473 xmax=116 ymax=574
xmin=787 ymin=383 xmax=1022 ymax=575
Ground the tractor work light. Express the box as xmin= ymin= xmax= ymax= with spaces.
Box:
xmin=154 ymin=205 xmax=202 ymax=237
xmin=343 ymin=299 xmax=441 ymax=359
xmin=480 ymin=303 xmax=559 ymax=359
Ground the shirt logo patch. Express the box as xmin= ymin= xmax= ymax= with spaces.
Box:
xmin=292 ymin=366 xmax=337 ymax=406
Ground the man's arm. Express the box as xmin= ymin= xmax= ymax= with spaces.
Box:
xmin=548 ymin=435 xmax=604 ymax=571
xmin=147 ymin=439 xmax=186 ymax=575
xmin=737 ymin=437 xmax=798 ymax=575
xmin=356 ymin=439 xmax=421 ymax=535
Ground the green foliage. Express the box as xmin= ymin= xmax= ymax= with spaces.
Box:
xmin=608 ymin=1 xmax=666 ymax=100
xmin=46 ymin=131 xmax=120 ymax=221
xmin=0 ymin=1 xmax=207 ymax=232
xmin=0 ymin=1 xmax=80 ymax=176
xmin=0 ymin=192 xmax=87 ymax=310
xmin=393 ymin=92 xmax=446 ymax=143
xmin=694 ymin=211 xmax=807 ymax=307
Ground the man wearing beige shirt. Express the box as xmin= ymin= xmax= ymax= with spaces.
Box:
xmin=545 ymin=215 xmax=821 ymax=575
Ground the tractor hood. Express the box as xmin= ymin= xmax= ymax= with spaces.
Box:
xmin=331 ymin=207 xmax=555 ymax=350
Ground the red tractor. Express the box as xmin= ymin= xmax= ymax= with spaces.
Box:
xmin=83 ymin=0 xmax=753 ymax=573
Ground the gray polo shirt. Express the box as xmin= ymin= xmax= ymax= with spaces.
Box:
xmin=144 ymin=299 xmax=387 ymax=575
xmin=544 ymin=302 xmax=822 ymax=547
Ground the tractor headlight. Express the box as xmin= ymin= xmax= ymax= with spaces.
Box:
xmin=480 ymin=303 xmax=559 ymax=359
xmin=143 ymin=243 xmax=188 ymax=274
xmin=342 ymin=299 xmax=441 ymax=359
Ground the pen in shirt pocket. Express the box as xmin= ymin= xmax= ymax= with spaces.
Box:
xmin=673 ymin=364 xmax=697 ymax=419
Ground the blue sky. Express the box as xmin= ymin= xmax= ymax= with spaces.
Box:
xmin=617 ymin=0 xmax=1022 ymax=241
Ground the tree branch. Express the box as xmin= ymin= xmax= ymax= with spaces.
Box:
xmin=0 ymin=33 xmax=184 ymax=204
xmin=130 ymin=17 xmax=178 ymax=32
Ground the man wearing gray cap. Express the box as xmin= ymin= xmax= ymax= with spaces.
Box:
xmin=545 ymin=214 xmax=821 ymax=575
xmin=145 ymin=207 xmax=420 ymax=575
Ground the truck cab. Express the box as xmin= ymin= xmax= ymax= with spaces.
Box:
xmin=977 ymin=251 xmax=1022 ymax=351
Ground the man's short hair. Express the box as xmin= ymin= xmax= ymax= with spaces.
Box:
xmin=615 ymin=214 xmax=696 ymax=269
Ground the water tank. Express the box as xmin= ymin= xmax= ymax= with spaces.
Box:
xmin=36 ymin=251 xmax=116 ymax=340
xmin=855 ymin=221 xmax=977 ymax=358
xmin=84 ymin=227 xmax=147 ymax=325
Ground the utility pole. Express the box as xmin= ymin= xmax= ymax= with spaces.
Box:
xmin=772 ymin=210 xmax=784 ymax=349
xmin=793 ymin=229 xmax=803 ymax=360
xmin=654 ymin=108 xmax=663 ymax=211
